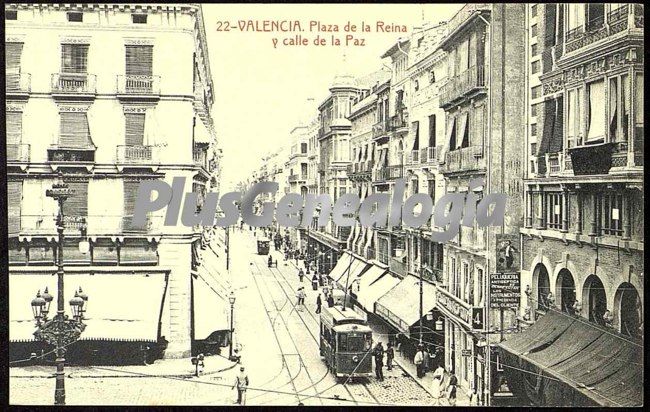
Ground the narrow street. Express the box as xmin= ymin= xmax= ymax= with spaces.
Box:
xmin=230 ymin=227 xmax=437 ymax=406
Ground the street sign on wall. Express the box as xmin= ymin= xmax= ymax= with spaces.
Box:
xmin=489 ymin=273 xmax=520 ymax=308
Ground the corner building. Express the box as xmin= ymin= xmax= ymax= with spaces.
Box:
xmin=7 ymin=3 xmax=224 ymax=362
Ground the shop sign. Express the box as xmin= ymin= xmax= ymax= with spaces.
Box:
xmin=461 ymin=349 xmax=472 ymax=356
xmin=495 ymin=233 xmax=520 ymax=273
xmin=489 ymin=273 xmax=520 ymax=308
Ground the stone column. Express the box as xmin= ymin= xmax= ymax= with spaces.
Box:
xmin=561 ymin=186 xmax=569 ymax=233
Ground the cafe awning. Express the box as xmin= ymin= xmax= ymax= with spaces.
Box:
xmin=10 ymin=272 xmax=168 ymax=343
xmin=355 ymin=266 xmax=400 ymax=313
xmin=328 ymin=252 xmax=352 ymax=282
xmin=374 ymin=274 xmax=437 ymax=333
xmin=498 ymin=310 xmax=643 ymax=407
xmin=333 ymin=255 xmax=369 ymax=286
xmin=192 ymin=270 xmax=230 ymax=341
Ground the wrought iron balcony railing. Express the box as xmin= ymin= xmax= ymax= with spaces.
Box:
xmin=440 ymin=65 xmax=486 ymax=107
xmin=6 ymin=73 xmax=31 ymax=94
xmin=389 ymin=112 xmax=409 ymax=132
xmin=441 ymin=145 xmax=485 ymax=174
xmin=18 ymin=214 xmax=163 ymax=236
xmin=51 ymin=73 xmax=97 ymax=95
xmin=116 ymin=75 xmax=161 ymax=96
xmin=47 ymin=145 xmax=95 ymax=163
xmin=116 ymin=145 xmax=158 ymax=164
xmin=372 ymin=120 xmax=389 ymax=139
xmin=386 ymin=164 xmax=404 ymax=180
xmin=6 ymin=143 xmax=30 ymax=162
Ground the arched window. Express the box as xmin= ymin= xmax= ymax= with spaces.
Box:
xmin=616 ymin=282 xmax=642 ymax=338
xmin=556 ymin=269 xmax=576 ymax=314
xmin=583 ymin=275 xmax=607 ymax=325
xmin=533 ymin=264 xmax=551 ymax=312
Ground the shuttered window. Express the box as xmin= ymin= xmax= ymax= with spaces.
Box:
xmin=59 ymin=112 xmax=92 ymax=148
xmin=62 ymin=181 xmax=88 ymax=218
xmin=125 ymin=45 xmax=153 ymax=76
xmin=7 ymin=112 xmax=22 ymax=144
xmin=123 ymin=180 xmax=150 ymax=231
xmin=8 ymin=180 xmax=22 ymax=235
xmin=428 ymin=114 xmax=436 ymax=147
xmin=61 ymin=44 xmax=88 ymax=73
xmin=412 ymin=121 xmax=419 ymax=150
xmin=125 ymin=113 xmax=145 ymax=146
xmin=6 ymin=42 xmax=23 ymax=90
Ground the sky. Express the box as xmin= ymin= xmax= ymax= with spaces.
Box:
xmin=202 ymin=4 xmax=464 ymax=191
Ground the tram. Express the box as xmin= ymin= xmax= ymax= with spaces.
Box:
xmin=256 ymin=237 xmax=270 ymax=255
xmin=319 ymin=305 xmax=373 ymax=379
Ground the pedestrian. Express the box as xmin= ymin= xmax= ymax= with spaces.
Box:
xmin=395 ymin=333 xmax=403 ymax=354
xmin=446 ymin=372 xmax=458 ymax=406
xmin=268 ymin=254 xmax=273 ymax=268
xmin=431 ymin=364 xmax=445 ymax=401
xmin=296 ymin=287 xmax=306 ymax=309
xmin=315 ymin=293 xmax=322 ymax=314
xmin=326 ymin=293 xmax=335 ymax=308
xmin=414 ymin=344 xmax=425 ymax=378
xmin=233 ymin=366 xmax=249 ymax=405
xmin=373 ymin=342 xmax=385 ymax=381
xmin=298 ymin=268 xmax=304 ymax=282
xmin=311 ymin=274 xmax=319 ymax=291
xmin=386 ymin=342 xmax=394 ymax=371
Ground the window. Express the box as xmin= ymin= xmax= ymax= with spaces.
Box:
xmin=429 ymin=70 xmax=436 ymax=84
xmin=531 ymin=43 xmax=538 ymax=56
xmin=531 ymin=24 xmax=538 ymax=37
xmin=125 ymin=45 xmax=153 ymax=76
xmin=412 ymin=121 xmax=420 ymax=150
xmin=598 ymin=193 xmax=623 ymax=236
xmin=301 ymin=142 xmax=308 ymax=154
xmin=7 ymin=112 xmax=23 ymax=161
xmin=62 ymin=180 xmax=89 ymax=219
xmin=428 ymin=114 xmax=436 ymax=147
xmin=531 ymin=60 xmax=540 ymax=74
xmin=530 ymin=143 xmax=537 ymax=155
xmin=124 ymin=180 xmax=149 ymax=229
xmin=531 ymin=103 xmax=538 ymax=117
xmin=531 ymin=123 xmax=537 ymax=136
xmin=8 ymin=180 xmax=22 ymax=234
xmin=414 ymin=79 xmax=419 ymax=91
xmin=476 ymin=267 xmax=484 ymax=306
xmin=67 ymin=12 xmax=83 ymax=22
xmin=132 ymin=14 xmax=148 ymax=24
xmin=6 ymin=42 xmax=23 ymax=89
xmin=531 ymin=85 xmax=542 ymax=99
xmin=125 ymin=113 xmax=145 ymax=146
xmin=463 ymin=262 xmax=472 ymax=303
xmin=545 ymin=192 xmax=563 ymax=229
xmin=61 ymin=44 xmax=89 ymax=73
xmin=6 ymin=10 xmax=17 ymax=20
xmin=608 ymin=74 xmax=630 ymax=142
xmin=567 ymin=88 xmax=583 ymax=146
xmin=586 ymin=80 xmax=605 ymax=142
xmin=59 ymin=112 xmax=92 ymax=148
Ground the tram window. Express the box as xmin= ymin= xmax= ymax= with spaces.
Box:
xmin=347 ymin=336 xmax=365 ymax=352
xmin=338 ymin=334 xmax=347 ymax=351
xmin=365 ymin=334 xmax=372 ymax=350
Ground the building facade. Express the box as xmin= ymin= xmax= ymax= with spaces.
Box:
xmin=7 ymin=3 xmax=223 ymax=362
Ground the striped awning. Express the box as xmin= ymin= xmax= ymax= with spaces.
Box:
xmin=10 ymin=272 xmax=167 ymax=342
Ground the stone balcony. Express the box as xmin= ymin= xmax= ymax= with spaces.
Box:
xmin=440 ymin=65 xmax=487 ymax=108
xmin=441 ymin=145 xmax=485 ymax=174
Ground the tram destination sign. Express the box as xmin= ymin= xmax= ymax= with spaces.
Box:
xmin=489 ymin=273 xmax=520 ymax=308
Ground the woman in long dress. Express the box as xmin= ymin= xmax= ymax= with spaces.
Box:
xmin=431 ymin=365 xmax=446 ymax=402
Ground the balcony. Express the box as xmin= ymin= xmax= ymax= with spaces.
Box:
xmin=116 ymin=145 xmax=159 ymax=165
xmin=288 ymin=174 xmax=307 ymax=183
xmin=440 ymin=65 xmax=487 ymax=108
xmin=564 ymin=5 xmax=644 ymax=54
xmin=407 ymin=150 xmax=420 ymax=165
xmin=386 ymin=164 xmax=404 ymax=180
xmin=193 ymin=147 xmax=208 ymax=170
xmin=51 ymin=73 xmax=96 ymax=97
xmin=47 ymin=145 xmax=95 ymax=163
xmin=6 ymin=73 xmax=31 ymax=96
xmin=426 ymin=146 xmax=440 ymax=163
xmin=116 ymin=75 xmax=161 ymax=99
xmin=441 ymin=145 xmax=485 ymax=174
xmin=372 ymin=120 xmax=389 ymax=140
xmin=389 ymin=111 xmax=409 ymax=133
xmin=6 ymin=143 xmax=30 ymax=163
xmin=444 ymin=3 xmax=491 ymax=44
xmin=18 ymin=214 xmax=162 ymax=236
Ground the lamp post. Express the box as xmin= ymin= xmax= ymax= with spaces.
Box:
xmin=33 ymin=172 xmax=87 ymax=405
xmin=228 ymin=291 xmax=236 ymax=360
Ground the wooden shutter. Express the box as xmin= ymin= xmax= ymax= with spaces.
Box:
xmin=59 ymin=112 xmax=91 ymax=148
xmin=412 ymin=121 xmax=420 ymax=150
xmin=544 ymin=4 xmax=557 ymax=47
xmin=125 ymin=45 xmax=153 ymax=76
xmin=61 ymin=44 xmax=88 ymax=73
xmin=8 ymin=181 xmax=22 ymax=235
xmin=6 ymin=43 xmax=23 ymax=72
xmin=125 ymin=113 xmax=145 ymax=146
xmin=550 ymin=96 xmax=564 ymax=153
xmin=428 ymin=115 xmax=436 ymax=147
xmin=63 ymin=181 xmax=88 ymax=218
xmin=7 ymin=112 xmax=22 ymax=145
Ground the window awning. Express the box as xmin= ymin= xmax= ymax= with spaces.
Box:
xmin=328 ymin=252 xmax=352 ymax=282
xmin=194 ymin=118 xmax=212 ymax=144
xmin=375 ymin=274 xmax=437 ymax=333
xmin=498 ymin=310 xmax=643 ymax=407
xmin=354 ymin=265 xmax=400 ymax=313
xmin=334 ymin=256 xmax=369 ymax=286
xmin=192 ymin=270 xmax=230 ymax=341
xmin=10 ymin=272 xmax=167 ymax=343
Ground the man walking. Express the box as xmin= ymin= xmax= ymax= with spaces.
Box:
xmin=315 ymin=293 xmax=322 ymax=314
xmin=373 ymin=342 xmax=385 ymax=381
xmin=298 ymin=268 xmax=304 ymax=282
xmin=414 ymin=344 xmax=426 ymax=378
xmin=385 ymin=342 xmax=394 ymax=371
xmin=233 ymin=366 xmax=249 ymax=405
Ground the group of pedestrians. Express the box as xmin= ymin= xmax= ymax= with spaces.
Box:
xmin=371 ymin=342 xmax=395 ymax=381
xmin=430 ymin=365 xmax=458 ymax=405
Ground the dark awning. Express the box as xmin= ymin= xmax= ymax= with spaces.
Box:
xmin=498 ymin=310 xmax=643 ymax=407
xmin=375 ymin=275 xmax=436 ymax=334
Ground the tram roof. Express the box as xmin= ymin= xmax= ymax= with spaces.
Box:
xmin=333 ymin=323 xmax=372 ymax=333
xmin=321 ymin=305 xmax=368 ymax=324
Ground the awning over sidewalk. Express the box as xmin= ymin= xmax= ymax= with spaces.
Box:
xmin=328 ymin=252 xmax=352 ymax=282
xmin=355 ymin=266 xmax=400 ymax=313
xmin=374 ymin=275 xmax=437 ymax=333
xmin=498 ymin=310 xmax=643 ymax=407
xmin=192 ymin=269 xmax=230 ymax=341
xmin=332 ymin=254 xmax=369 ymax=286
xmin=10 ymin=272 xmax=167 ymax=343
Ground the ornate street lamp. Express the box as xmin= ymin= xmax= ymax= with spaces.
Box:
xmin=42 ymin=287 xmax=53 ymax=321
xmin=228 ymin=291 xmax=236 ymax=360
xmin=33 ymin=171 xmax=87 ymax=405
